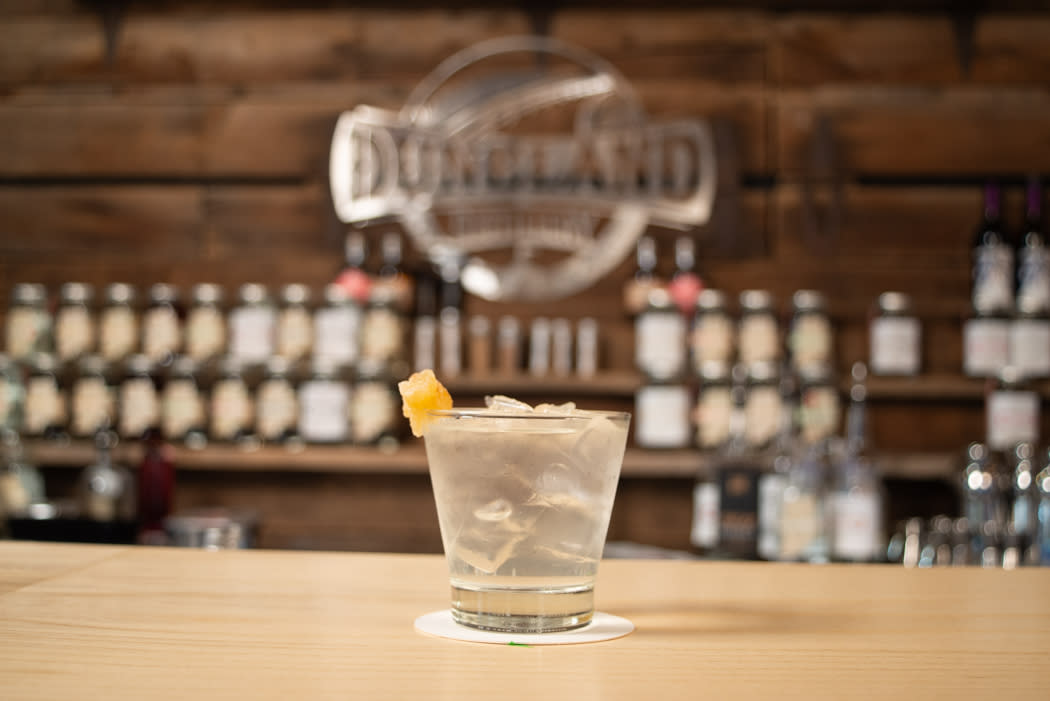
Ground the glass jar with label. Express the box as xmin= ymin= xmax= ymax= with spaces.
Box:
xmin=0 ymin=354 xmax=24 ymax=433
xmin=98 ymin=283 xmax=139 ymax=364
xmin=161 ymin=356 xmax=207 ymax=448
xmin=691 ymin=289 xmax=735 ymax=372
xmin=275 ymin=284 xmax=313 ymax=364
xmin=142 ymin=284 xmax=182 ymax=365
xmin=694 ymin=361 xmax=733 ymax=451
xmin=350 ymin=360 xmax=400 ymax=448
xmin=636 ymin=288 xmax=686 ymax=381
xmin=869 ymin=292 xmax=921 ymax=376
xmin=738 ymin=290 xmax=780 ymax=367
xmin=788 ymin=290 xmax=833 ymax=372
xmin=798 ymin=364 xmax=842 ymax=446
xmin=184 ymin=284 xmax=227 ymax=363
xmin=118 ymin=354 xmax=160 ymax=441
xmin=635 ymin=374 xmax=691 ymax=449
xmin=54 ymin=283 xmax=96 ymax=363
xmin=70 ymin=355 xmax=115 ymax=439
xmin=744 ymin=360 xmax=784 ymax=453
xmin=5 ymin=283 xmax=52 ymax=361
xmin=22 ymin=353 xmax=66 ymax=441
xmin=228 ymin=284 xmax=275 ymax=367
xmin=313 ymin=284 xmax=362 ymax=370
xmin=298 ymin=361 xmax=350 ymax=444
xmin=361 ymin=287 xmax=406 ymax=371
xmin=209 ymin=356 xmax=255 ymax=445
xmin=255 ymin=357 xmax=299 ymax=445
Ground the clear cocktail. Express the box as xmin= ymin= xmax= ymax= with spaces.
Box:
xmin=423 ymin=404 xmax=630 ymax=633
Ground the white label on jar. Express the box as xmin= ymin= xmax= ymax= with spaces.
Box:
xmin=986 ymin=389 xmax=1039 ymax=450
xmin=800 ymin=386 xmax=841 ymax=444
xmin=228 ymin=306 xmax=275 ymax=364
xmin=779 ymin=492 xmax=822 ymax=561
xmin=745 ymin=386 xmax=782 ymax=448
xmin=277 ymin=307 xmax=313 ymax=361
xmin=142 ymin=307 xmax=181 ymax=361
xmin=351 ymin=381 xmax=396 ymax=444
xmin=963 ymin=318 xmax=1010 ymax=377
xmin=870 ymin=316 xmax=921 ymax=375
xmin=313 ymin=306 xmax=361 ymax=367
xmin=99 ymin=307 xmax=138 ymax=362
xmin=361 ymin=308 xmax=403 ymax=362
xmin=210 ymin=379 xmax=253 ymax=440
xmin=696 ymin=386 xmax=732 ymax=449
xmin=24 ymin=376 xmax=62 ymax=435
xmin=691 ymin=314 xmax=734 ymax=367
xmin=162 ymin=379 xmax=204 ymax=440
xmin=832 ymin=492 xmax=881 ymax=561
xmin=119 ymin=377 xmax=158 ymax=438
xmin=298 ymin=380 xmax=349 ymax=442
xmin=185 ymin=306 xmax=227 ymax=361
xmin=738 ymin=314 xmax=779 ymax=365
xmin=635 ymin=384 xmax=690 ymax=448
xmin=790 ymin=314 xmax=832 ymax=369
xmin=690 ymin=481 xmax=720 ymax=549
xmin=71 ymin=377 xmax=113 ymax=437
xmin=414 ymin=316 xmax=437 ymax=373
xmin=256 ymin=379 xmax=298 ymax=440
xmin=1009 ymin=318 xmax=1050 ymax=378
xmin=55 ymin=307 xmax=94 ymax=361
xmin=6 ymin=308 xmax=47 ymax=359
xmin=757 ymin=472 xmax=786 ymax=560
xmin=636 ymin=312 xmax=686 ymax=380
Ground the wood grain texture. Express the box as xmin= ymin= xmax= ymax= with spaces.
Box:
xmin=0 ymin=544 xmax=1047 ymax=700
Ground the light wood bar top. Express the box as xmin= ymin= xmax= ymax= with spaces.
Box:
xmin=1 ymin=541 xmax=1047 ymax=700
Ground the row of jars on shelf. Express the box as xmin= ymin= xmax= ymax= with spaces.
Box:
xmin=4 ymin=281 xmax=408 ymax=373
xmin=0 ymin=352 xmax=403 ymax=448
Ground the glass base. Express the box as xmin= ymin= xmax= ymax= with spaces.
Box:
xmin=450 ymin=581 xmax=594 ymax=633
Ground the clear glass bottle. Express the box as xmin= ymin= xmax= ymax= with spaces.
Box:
xmin=0 ymin=353 xmax=24 ymax=433
xmin=209 ymin=356 xmax=255 ymax=445
xmin=1011 ymin=178 xmax=1050 ymax=378
xmin=313 ymin=283 xmax=362 ymax=370
xmin=361 ymin=286 xmax=407 ymax=371
xmin=334 ymin=231 xmax=373 ymax=305
xmin=690 ymin=362 xmax=732 ymax=555
xmin=275 ymin=284 xmax=313 ymax=364
xmin=54 ymin=282 xmax=95 ymax=363
xmin=778 ymin=439 xmax=829 ymax=563
xmin=623 ymin=236 xmax=662 ymax=316
xmin=0 ymin=429 xmax=45 ymax=519
xmin=118 ymin=354 xmax=160 ymax=442
xmin=22 ymin=353 xmax=66 ymax=442
xmin=962 ymin=442 xmax=1004 ymax=565
xmin=373 ymin=231 xmax=414 ymax=313
xmin=691 ymin=289 xmax=734 ymax=373
xmin=738 ymin=290 xmax=780 ymax=367
xmin=184 ymin=284 xmax=227 ymax=363
xmin=870 ymin=292 xmax=921 ymax=376
xmin=228 ymin=284 xmax=275 ymax=367
xmin=830 ymin=362 xmax=884 ymax=562
xmin=350 ymin=359 xmax=400 ymax=448
xmin=142 ymin=284 xmax=182 ymax=365
xmin=5 ymin=283 xmax=51 ymax=360
xmin=69 ymin=354 xmax=115 ymax=440
xmin=757 ymin=370 xmax=799 ymax=561
xmin=965 ymin=184 xmax=1012 ymax=377
xmin=636 ymin=287 xmax=686 ymax=381
xmin=297 ymin=361 xmax=350 ymax=444
xmin=788 ymin=290 xmax=833 ymax=373
xmin=161 ymin=356 xmax=207 ymax=449
xmin=255 ymin=356 xmax=300 ymax=446
xmin=78 ymin=429 xmax=134 ymax=523
xmin=1009 ymin=442 xmax=1038 ymax=563
xmin=98 ymin=283 xmax=139 ymax=364
xmin=797 ymin=363 xmax=842 ymax=447
xmin=1036 ymin=456 xmax=1050 ymax=565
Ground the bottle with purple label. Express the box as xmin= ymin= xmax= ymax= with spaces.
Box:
xmin=1011 ymin=176 xmax=1050 ymax=378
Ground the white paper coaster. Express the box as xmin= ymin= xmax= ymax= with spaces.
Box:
xmin=414 ymin=610 xmax=634 ymax=645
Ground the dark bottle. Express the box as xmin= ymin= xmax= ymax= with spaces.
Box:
xmin=667 ymin=236 xmax=703 ymax=315
xmin=374 ymin=231 xmax=414 ymax=313
xmin=972 ymin=182 xmax=1013 ymax=317
xmin=1012 ymin=176 xmax=1050 ymax=378
xmin=334 ymin=231 xmax=372 ymax=305
xmin=623 ymin=236 xmax=662 ymax=316
xmin=137 ymin=427 xmax=175 ymax=544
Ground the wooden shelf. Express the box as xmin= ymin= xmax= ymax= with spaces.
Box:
xmin=24 ymin=441 xmax=958 ymax=481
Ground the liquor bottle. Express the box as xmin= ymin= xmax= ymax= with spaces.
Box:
xmin=690 ymin=289 xmax=734 ymax=372
xmin=830 ymin=362 xmax=884 ymax=562
xmin=756 ymin=368 xmax=798 ymax=561
xmin=668 ymin=236 xmax=703 ymax=315
xmin=985 ymin=365 xmax=1039 ymax=475
xmin=0 ymin=428 xmax=45 ymax=520
xmin=690 ymin=361 xmax=732 ymax=554
xmin=623 ymin=236 xmax=663 ymax=316
xmin=965 ymin=183 xmax=1012 ymax=377
xmin=635 ymin=288 xmax=686 ymax=382
xmin=136 ymin=427 xmax=174 ymax=545
xmin=778 ymin=439 xmax=829 ymax=563
xmin=228 ymin=284 xmax=275 ymax=368
xmin=78 ymin=429 xmax=133 ymax=523
xmin=788 ymin=290 xmax=833 ymax=373
xmin=715 ymin=364 xmax=764 ymax=559
xmin=313 ymin=284 xmax=363 ymax=370
xmin=413 ymin=270 xmax=438 ymax=373
xmin=1011 ymin=176 xmax=1050 ymax=378
xmin=334 ymin=231 xmax=372 ymax=305
xmin=1009 ymin=442 xmax=1038 ymax=564
xmin=1036 ymin=455 xmax=1050 ymax=565
xmin=373 ymin=231 xmax=414 ymax=313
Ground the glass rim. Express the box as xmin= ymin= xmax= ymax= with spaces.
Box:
xmin=425 ymin=408 xmax=631 ymax=422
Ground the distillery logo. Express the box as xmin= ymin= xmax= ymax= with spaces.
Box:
xmin=329 ymin=36 xmax=716 ymax=302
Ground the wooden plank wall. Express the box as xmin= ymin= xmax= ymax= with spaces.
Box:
xmin=3 ymin=2 xmax=1050 ymax=551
